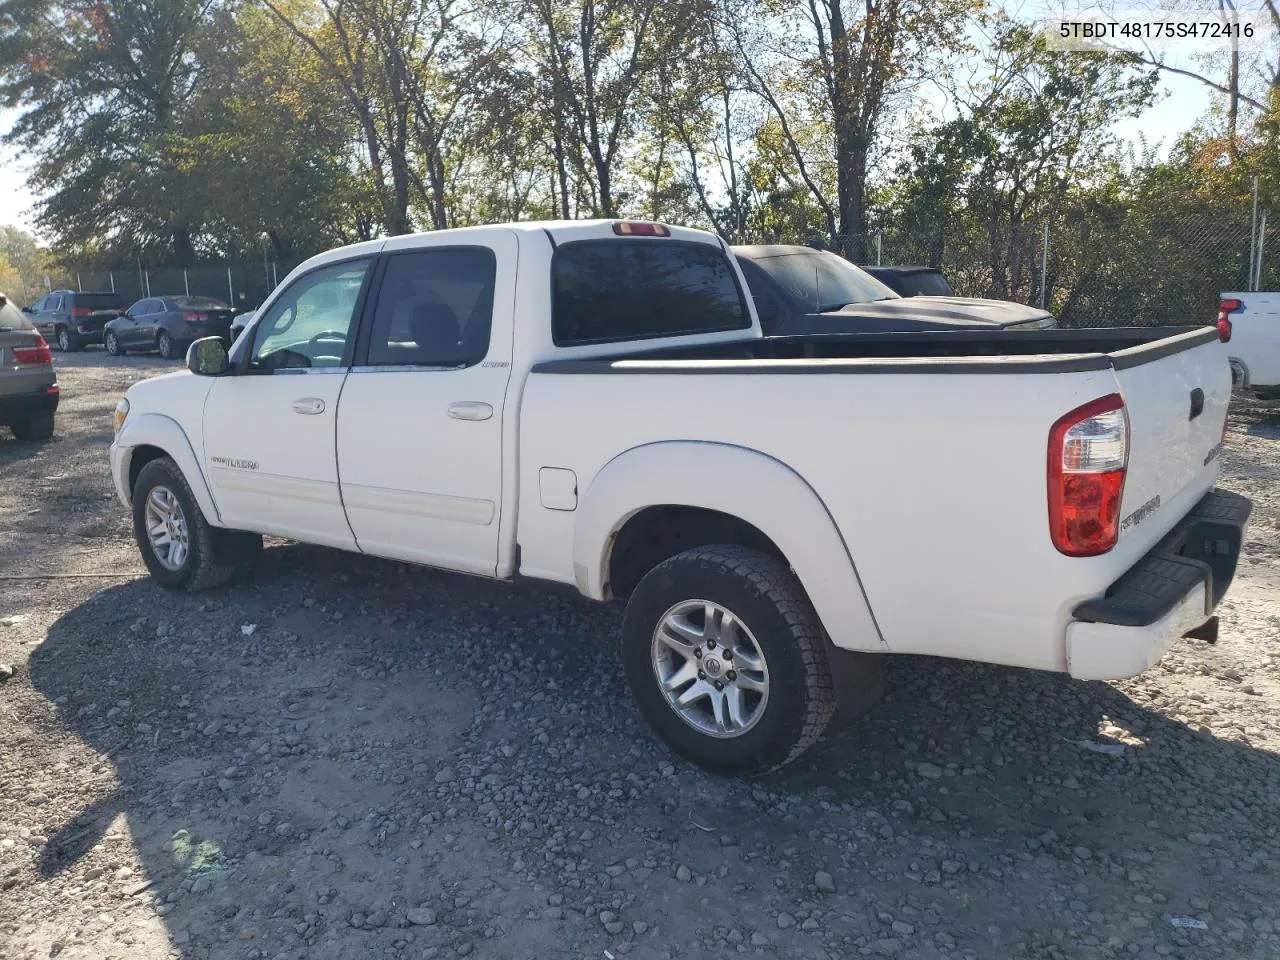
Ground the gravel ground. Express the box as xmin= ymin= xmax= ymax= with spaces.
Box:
xmin=2 ymin=351 xmax=1279 ymax=960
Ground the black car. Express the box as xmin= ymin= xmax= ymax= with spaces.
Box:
xmin=862 ymin=265 xmax=956 ymax=297
xmin=105 ymin=296 xmax=238 ymax=359
xmin=26 ymin=290 xmax=128 ymax=351
xmin=732 ymin=245 xmax=1056 ymax=335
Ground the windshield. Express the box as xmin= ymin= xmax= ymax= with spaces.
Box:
xmin=751 ymin=250 xmax=899 ymax=312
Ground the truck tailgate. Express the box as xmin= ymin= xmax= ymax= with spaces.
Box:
xmin=1110 ymin=330 xmax=1229 ymax=549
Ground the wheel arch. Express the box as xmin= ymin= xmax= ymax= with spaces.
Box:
xmin=573 ymin=440 xmax=885 ymax=652
xmin=116 ymin=413 xmax=222 ymax=526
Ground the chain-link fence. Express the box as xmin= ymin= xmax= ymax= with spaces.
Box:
xmin=38 ymin=258 xmax=300 ymax=313
xmin=765 ymin=209 xmax=1274 ymax=328
xmin=41 ymin=210 xmax=1277 ymax=327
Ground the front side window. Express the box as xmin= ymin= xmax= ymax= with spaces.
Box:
xmin=366 ymin=248 xmax=495 ymax=367
xmin=552 ymin=240 xmax=750 ymax=346
xmin=250 ymin=259 xmax=372 ymax=371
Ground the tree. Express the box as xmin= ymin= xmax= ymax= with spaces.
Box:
xmin=887 ymin=21 xmax=1158 ymax=300
xmin=725 ymin=0 xmax=979 ymax=255
xmin=0 ymin=0 xmax=221 ymax=262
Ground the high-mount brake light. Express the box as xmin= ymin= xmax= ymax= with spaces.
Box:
xmin=612 ymin=222 xmax=670 ymax=237
xmin=1047 ymin=393 xmax=1129 ymax=557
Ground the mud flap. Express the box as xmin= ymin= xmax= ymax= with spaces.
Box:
xmin=823 ymin=640 xmax=885 ymax=722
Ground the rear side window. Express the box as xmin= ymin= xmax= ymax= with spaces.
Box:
xmin=366 ymin=247 xmax=495 ymax=367
xmin=552 ymin=240 xmax=749 ymax=346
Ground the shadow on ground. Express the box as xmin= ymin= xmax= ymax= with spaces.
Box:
xmin=21 ymin=543 xmax=1280 ymax=960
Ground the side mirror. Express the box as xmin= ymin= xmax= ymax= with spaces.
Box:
xmin=187 ymin=336 xmax=229 ymax=376
xmin=21 ymin=305 xmax=33 ymax=315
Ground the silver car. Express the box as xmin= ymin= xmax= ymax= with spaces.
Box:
xmin=1 ymin=293 xmax=59 ymax=441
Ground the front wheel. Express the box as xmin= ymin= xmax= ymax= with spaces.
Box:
xmin=132 ymin=457 xmax=236 ymax=590
xmin=157 ymin=330 xmax=176 ymax=359
xmin=105 ymin=331 xmax=125 ymax=356
xmin=621 ymin=545 xmax=836 ymax=776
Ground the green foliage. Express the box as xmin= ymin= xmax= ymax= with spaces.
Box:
xmin=0 ymin=0 xmax=1273 ymax=314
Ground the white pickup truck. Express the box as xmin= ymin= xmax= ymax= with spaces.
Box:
xmin=1221 ymin=290 xmax=1280 ymax=399
xmin=109 ymin=220 xmax=1251 ymax=775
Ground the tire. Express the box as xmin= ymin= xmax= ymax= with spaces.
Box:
xmin=132 ymin=457 xmax=236 ymax=591
xmin=56 ymin=327 xmax=79 ymax=352
xmin=157 ymin=330 xmax=176 ymax=359
xmin=10 ymin=411 xmax=55 ymax=442
xmin=621 ymin=545 xmax=836 ymax=776
xmin=105 ymin=331 xmax=125 ymax=356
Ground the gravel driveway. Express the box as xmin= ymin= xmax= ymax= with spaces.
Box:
xmin=3 ymin=352 xmax=1279 ymax=960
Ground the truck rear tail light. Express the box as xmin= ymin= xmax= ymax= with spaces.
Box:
xmin=72 ymin=307 xmax=93 ymax=318
xmin=183 ymin=312 xmax=202 ymax=323
xmin=1217 ymin=297 xmax=1241 ymax=342
xmin=12 ymin=335 xmax=53 ymax=365
xmin=1048 ymin=393 xmax=1128 ymax=557
xmin=612 ymin=222 xmax=670 ymax=237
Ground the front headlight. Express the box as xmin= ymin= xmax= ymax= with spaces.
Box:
xmin=113 ymin=398 xmax=130 ymax=436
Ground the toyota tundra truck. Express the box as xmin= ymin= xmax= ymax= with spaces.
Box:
xmin=108 ymin=221 xmax=1251 ymax=775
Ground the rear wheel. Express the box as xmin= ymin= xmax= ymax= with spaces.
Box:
xmin=621 ymin=545 xmax=836 ymax=776
xmin=157 ymin=330 xmax=176 ymax=359
xmin=132 ymin=457 xmax=236 ymax=591
xmin=10 ymin=412 xmax=55 ymax=442
xmin=56 ymin=327 xmax=79 ymax=352
xmin=105 ymin=331 xmax=125 ymax=356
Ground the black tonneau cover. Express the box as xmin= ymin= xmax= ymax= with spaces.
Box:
xmin=533 ymin=326 xmax=1219 ymax=377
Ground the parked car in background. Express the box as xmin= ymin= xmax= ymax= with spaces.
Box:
xmin=863 ymin=264 xmax=955 ymax=297
xmin=26 ymin=289 xmax=127 ymax=351
xmin=105 ymin=296 xmax=238 ymax=359
xmin=733 ymin=245 xmax=1057 ymax=335
xmin=1 ymin=292 xmax=58 ymax=441
xmin=1220 ymin=291 xmax=1280 ymax=399
xmin=230 ymin=307 xmax=258 ymax=344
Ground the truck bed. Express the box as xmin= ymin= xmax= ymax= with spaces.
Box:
xmin=520 ymin=321 xmax=1229 ymax=674
xmin=534 ymin=326 xmax=1217 ymax=373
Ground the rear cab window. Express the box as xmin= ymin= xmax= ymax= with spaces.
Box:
xmin=74 ymin=293 xmax=126 ymax=309
xmin=551 ymin=240 xmax=750 ymax=346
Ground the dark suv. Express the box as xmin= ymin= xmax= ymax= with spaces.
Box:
xmin=27 ymin=289 xmax=128 ymax=351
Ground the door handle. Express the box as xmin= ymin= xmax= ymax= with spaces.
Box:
xmin=292 ymin=397 xmax=325 ymax=415
xmin=448 ymin=401 xmax=493 ymax=421
xmin=1189 ymin=388 xmax=1204 ymax=420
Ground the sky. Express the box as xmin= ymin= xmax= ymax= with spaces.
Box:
xmin=0 ymin=9 xmax=1216 ymax=242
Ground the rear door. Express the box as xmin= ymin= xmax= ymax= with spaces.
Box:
xmin=1109 ymin=330 xmax=1231 ymax=548
xmin=336 ymin=230 xmax=517 ymax=575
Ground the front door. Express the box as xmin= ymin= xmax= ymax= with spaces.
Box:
xmin=202 ymin=257 xmax=375 ymax=548
xmin=336 ymin=232 xmax=516 ymax=575
xmin=120 ymin=301 xmax=151 ymax=346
